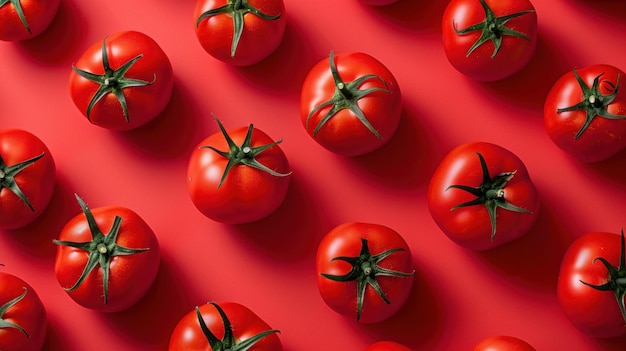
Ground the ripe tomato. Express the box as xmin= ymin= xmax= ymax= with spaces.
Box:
xmin=428 ymin=142 xmax=539 ymax=250
xmin=53 ymin=194 xmax=160 ymax=312
xmin=300 ymin=51 xmax=402 ymax=156
xmin=316 ymin=222 xmax=414 ymax=323
xmin=0 ymin=129 xmax=56 ymax=230
xmin=472 ymin=335 xmax=536 ymax=351
xmin=194 ymin=0 xmax=286 ymax=66
xmin=365 ymin=341 xmax=413 ymax=351
xmin=544 ymin=64 xmax=626 ymax=163
xmin=187 ymin=117 xmax=291 ymax=224
xmin=168 ymin=301 xmax=282 ymax=351
xmin=68 ymin=30 xmax=174 ymax=130
xmin=0 ymin=0 xmax=60 ymax=41
xmin=0 ymin=271 xmax=47 ymax=351
xmin=557 ymin=230 xmax=626 ymax=338
xmin=441 ymin=0 xmax=537 ymax=81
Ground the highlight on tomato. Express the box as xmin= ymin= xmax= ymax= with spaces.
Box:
xmin=69 ymin=30 xmax=174 ymax=130
xmin=427 ymin=142 xmax=539 ymax=250
xmin=316 ymin=222 xmax=415 ymax=323
xmin=300 ymin=51 xmax=402 ymax=156
xmin=53 ymin=194 xmax=160 ymax=312
xmin=0 ymin=0 xmax=60 ymax=41
xmin=0 ymin=128 xmax=56 ymax=230
xmin=168 ymin=301 xmax=282 ymax=351
xmin=472 ymin=335 xmax=536 ymax=351
xmin=365 ymin=341 xmax=413 ymax=351
xmin=194 ymin=0 xmax=286 ymax=66
xmin=187 ymin=116 xmax=291 ymax=224
xmin=544 ymin=64 xmax=626 ymax=163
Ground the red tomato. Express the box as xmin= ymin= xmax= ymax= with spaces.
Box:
xmin=187 ymin=117 xmax=291 ymax=224
xmin=0 ymin=0 xmax=59 ymax=41
xmin=194 ymin=0 xmax=286 ymax=66
xmin=365 ymin=341 xmax=413 ymax=351
xmin=0 ymin=129 xmax=56 ymax=230
xmin=472 ymin=335 xmax=536 ymax=351
xmin=316 ymin=222 xmax=414 ymax=323
xmin=544 ymin=64 xmax=626 ymax=163
xmin=427 ymin=142 xmax=539 ymax=250
xmin=53 ymin=194 xmax=160 ymax=312
xmin=68 ymin=30 xmax=174 ymax=130
xmin=0 ymin=271 xmax=47 ymax=351
xmin=557 ymin=230 xmax=626 ymax=338
xmin=168 ymin=301 xmax=282 ymax=351
xmin=300 ymin=51 xmax=402 ymax=156
xmin=442 ymin=0 xmax=538 ymax=81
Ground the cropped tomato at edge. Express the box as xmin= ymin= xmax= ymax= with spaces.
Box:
xmin=472 ymin=335 xmax=536 ymax=351
xmin=365 ymin=341 xmax=414 ymax=351
xmin=0 ymin=0 xmax=60 ymax=41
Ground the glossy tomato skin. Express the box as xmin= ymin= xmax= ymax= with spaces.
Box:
xmin=316 ymin=222 xmax=414 ymax=323
xmin=544 ymin=64 xmax=626 ymax=163
xmin=69 ymin=30 xmax=174 ymax=130
xmin=557 ymin=231 xmax=626 ymax=338
xmin=427 ymin=142 xmax=539 ymax=250
xmin=442 ymin=0 xmax=538 ymax=81
xmin=54 ymin=205 xmax=160 ymax=312
xmin=472 ymin=335 xmax=536 ymax=351
xmin=0 ymin=129 xmax=56 ymax=230
xmin=0 ymin=0 xmax=60 ymax=41
xmin=168 ymin=301 xmax=282 ymax=351
xmin=187 ymin=126 xmax=291 ymax=224
xmin=365 ymin=341 xmax=413 ymax=351
xmin=194 ymin=0 xmax=286 ymax=66
xmin=300 ymin=52 xmax=402 ymax=156
xmin=0 ymin=272 xmax=47 ymax=351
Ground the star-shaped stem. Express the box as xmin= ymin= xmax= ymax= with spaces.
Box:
xmin=196 ymin=0 xmax=281 ymax=58
xmin=0 ymin=152 xmax=45 ymax=211
xmin=446 ymin=152 xmax=532 ymax=241
xmin=321 ymin=238 xmax=414 ymax=321
xmin=0 ymin=287 xmax=29 ymax=338
xmin=556 ymin=69 xmax=624 ymax=139
xmin=0 ymin=0 xmax=31 ymax=33
xmin=580 ymin=229 xmax=626 ymax=326
xmin=52 ymin=194 xmax=150 ymax=305
xmin=196 ymin=302 xmax=280 ymax=351
xmin=201 ymin=116 xmax=291 ymax=188
xmin=452 ymin=0 xmax=534 ymax=58
xmin=306 ymin=51 xmax=391 ymax=139
xmin=71 ymin=37 xmax=156 ymax=123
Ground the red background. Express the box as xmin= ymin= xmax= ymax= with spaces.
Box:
xmin=2 ymin=0 xmax=626 ymax=350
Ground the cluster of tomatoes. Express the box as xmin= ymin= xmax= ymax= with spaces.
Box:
xmin=1 ymin=0 xmax=626 ymax=350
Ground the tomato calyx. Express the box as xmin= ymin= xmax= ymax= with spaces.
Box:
xmin=0 ymin=0 xmax=31 ymax=33
xmin=452 ymin=0 xmax=534 ymax=58
xmin=306 ymin=50 xmax=392 ymax=139
xmin=0 ymin=287 xmax=29 ymax=338
xmin=52 ymin=194 xmax=150 ymax=305
xmin=201 ymin=116 xmax=291 ymax=188
xmin=0 ymin=152 xmax=45 ymax=212
xmin=196 ymin=302 xmax=280 ymax=350
xmin=320 ymin=238 xmax=415 ymax=321
xmin=446 ymin=152 xmax=532 ymax=241
xmin=580 ymin=229 xmax=626 ymax=325
xmin=556 ymin=70 xmax=624 ymax=139
xmin=71 ymin=36 xmax=156 ymax=123
xmin=196 ymin=0 xmax=282 ymax=58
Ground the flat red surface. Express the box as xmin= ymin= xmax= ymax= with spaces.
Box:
xmin=1 ymin=0 xmax=626 ymax=350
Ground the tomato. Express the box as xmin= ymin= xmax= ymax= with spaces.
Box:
xmin=68 ymin=30 xmax=174 ymax=130
xmin=0 ymin=0 xmax=60 ymax=41
xmin=0 ymin=271 xmax=47 ymax=351
xmin=427 ymin=142 xmax=539 ymax=251
xmin=300 ymin=51 xmax=402 ymax=156
xmin=557 ymin=230 xmax=626 ymax=338
xmin=187 ymin=117 xmax=291 ymax=224
xmin=472 ymin=335 xmax=536 ymax=351
xmin=441 ymin=0 xmax=538 ymax=81
xmin=53 ymin=194 xmax=160 ymax=312
xmin=316 ymin=222 xmax=414 ymax=323
xmin=0 ymin=129 xmax=56 ymax=230
xmin=544 ymin=64 xmax=626 ymax=163
xmin=365 ymin=341 xmax=413 ymax=351
xmin=194 ymin=0 xmax=286 ymax=66
xmin=168 ymin=301 xmax=282 ymax=351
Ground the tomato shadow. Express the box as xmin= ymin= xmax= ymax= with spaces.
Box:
xmin=570 ymin=0 xmax=626 ymax=21
xmin=591 ymin=334 xmax=626 ymax=350
xmin=574 ymin=148 xmax=626 ymax=187
xmin=360 ymin=0 xmax=448 ymax=33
